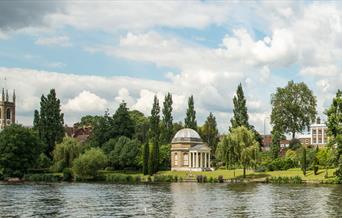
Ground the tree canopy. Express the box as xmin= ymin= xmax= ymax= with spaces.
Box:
xmin=199 ymin=112 xmax=219 ymax=154
xmin=149 ymin=95 xmax=160 ymax=175
xmin=230 ymin=83 xmax=250 ymax=131
xmin=271 ymin=80 xmax=317 ymax=139
xmin=185 ymin=95 xmax=197 ymax=130
xmin=0 ymin=124 xmax=43 ymax=178
xmin=35 ymin=89 xmax=65 ymax=158
xmin=160 ymin=93 xmax=173 ymax=144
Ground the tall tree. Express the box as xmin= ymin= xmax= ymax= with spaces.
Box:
xmin=129 ymin=110 xmax=149 ymax=144
xmin=301 ymin=147 xmax=307 ymax=176
xmin=36 ymin=89 xmax=65 ymax=158
xmin=111 ymin=101 xmax=135 ymax=139
xmin=270 ymin=128 xmax=284 ymax=159
xmin=160 ymin=93 xmax=173 ymax=144
xmin=271 ymin=80 xmax=317 ymax=139
xmin=33 ymin=110 xmax=40 ymax=130
xmin=143 ymin=140 xmax=149 ymax=175
xmin=184 ymin=95 xmax=197 ymax=130
xmin=200 ymin=112 xmax=219 ymax=154
xmin=325 ymin=90 xmax=342 ymax=179
xmin=149 ymin=95 xmax=160 ymax=175
xmin=89 ymin=110 xmax=112 ymax=147
xmin=230 ymin=83 xmax=250 ymax=131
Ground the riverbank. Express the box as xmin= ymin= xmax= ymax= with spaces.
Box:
xmin=8 ymin=168 xmax=339 ymax=185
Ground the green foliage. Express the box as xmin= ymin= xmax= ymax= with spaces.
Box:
xmin=0 ymin=124 xmax=43 ymax=178
xmin=259 ymin=158 xmax=298 ymax=171
xmin=111 ymin=102 xmax=135 ymax=139
xmin=36 ymin=153 xmax=52 ymax=169
xmin=62 ymin=168 xmax=73 ymax=181
xmin=75 ymin=115 xmax=103 ymax=128
xmin=270 ymin=129 xmax=284 ymax=159
xmin=317 ymin=147 xmax=335 ymax=178
xmin=52 ymin=137 xmax=83 ymax=171
xmin=199 ymin=112 xmax=219 ymax=154
xmin=271 ymin=80 xmax=317 ymax=139
xmin=216 ymin=126 xmax=259 ymax=178
xmin=129 ymin=110 xmax=149 ymax=143
xmin=149 ymin=95 xmax=160 ymax=175
xmin=159 ymin=144 xmax=171 ymax=170
xmin=266 ymin=176 xmax=302 ymax=184
xmin=230 ymin=83 xmax=250 ymax=131
xmin=105 ymin=174 xmax=142 ymax=183
xmin=36 ymin=89 xmax=65 ymax=158
xmin=289 ymin=139 xmax=302 ymax=150
xmin=88 ymin=110 xmax=113 ymax=147
xmin=285 ymin=149 xmax=298 ymax=162
xmin=105 ymin=136 xmax=141 ymax=170
xmin=312 ymin=146 xmax=319 ymax=175
xmin=184 ymin=95 xmax=197 ymax=130
xmin=143 ymin=141 xmax=149 ymax=175
xmin=160 ymin=93 xmax=173 ymax=144
xmin=172 ymin=121 xmax=184 ymax=135
xmin=72 ymin=147 xmax=107 ymax=179
xmin=301 ymin=147 xmax=307 ymax=175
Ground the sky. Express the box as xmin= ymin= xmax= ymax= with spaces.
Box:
xmin=0 ymin=1 xmax=341 ymax=134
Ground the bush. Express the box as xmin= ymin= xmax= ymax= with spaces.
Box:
xmin=72 ymin=148 xmax=108 ymax=180
xmin=260 ymin=158 xmax=297 ymax=171
xmin=63 ymin=168 xmax=73 ymax=181
xmin=266 ymin=176 xmax=302 ymax=184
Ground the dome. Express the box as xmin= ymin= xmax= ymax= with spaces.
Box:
xmin=172 ymin=128 xmax=202 ymax=144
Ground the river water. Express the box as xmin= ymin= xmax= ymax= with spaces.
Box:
xmin=0 ymin=182 xmax=342 ymax=217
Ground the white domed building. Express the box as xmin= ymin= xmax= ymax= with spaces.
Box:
xmin=171 ymin=128 xmax=212 ymax=171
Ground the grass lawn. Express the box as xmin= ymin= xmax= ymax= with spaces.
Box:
xmin=157 ymin=168 xmax=337 ymax=181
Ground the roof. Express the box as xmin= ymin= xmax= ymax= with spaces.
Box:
xmin=172 ymin=128 xmax=202 ymax=144
xmin=189 ymin=144 xmax=211 ymax=151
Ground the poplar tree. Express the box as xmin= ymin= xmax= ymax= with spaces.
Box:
xmin=143 ymin=140 xmax=149 ymax=175
xmin=36 ymin=89 xmax=64 ymax=159
xmin=184 ymin=95 xmax=197 ymax=130
xmin=149 ymin=95 xmax=160 ymax=175
xmin=230 ymin=83 xmax=250 ymax=131
xmin=160 ymin=93 xmax=173 ymax=144
xmin=200 ymin=112 xmax=219 ymax=154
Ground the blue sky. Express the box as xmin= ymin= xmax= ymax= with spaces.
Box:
xmin=0 ymin=1 xmax=341 ymax=133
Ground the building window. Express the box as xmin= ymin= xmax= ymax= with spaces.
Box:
xmin=174 ymin=153 xmax=178 ymax=166
xmin=313 ymin=138 xmax=316 ymax=144
xmin=313 ymin=129 xmax=316 ymax=134
xmin=183 ymin=153 xmax=188 ymax=166
xmin=6 ymin=108 xmax=11 ymax=120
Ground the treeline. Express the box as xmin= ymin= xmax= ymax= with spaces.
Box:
xmin=0 ymin=89 xmax=219 ymax=179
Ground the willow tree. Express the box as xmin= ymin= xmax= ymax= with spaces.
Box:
xmin=271 ymin=81 xmax=317 ymax=139
xmin=217 ymin=126 xmax=258 ymax=178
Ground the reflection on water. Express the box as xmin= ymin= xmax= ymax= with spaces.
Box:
xmin=0 ymin=182 xmax=342 ymax=217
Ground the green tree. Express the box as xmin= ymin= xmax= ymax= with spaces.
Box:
xmin=75 ymin=115 xmax=103 ymax=128
xmin=160 ymin=93 xmax=173 ymax=144
xmin=312 ymin=146 xmax=319 ymax=175
xmin=216 ymin=134 xmax=239 ymax=176
xmin=217 ymin=126 xmax=258 ymax=178
xmin=317 ymin=147 xmax=335 ymax=178
xmin=184 ymin=95 xmax=197 ymax=130
xmin=129 ymin=110 xmax=149 ymax=143
xmin=111 ymin=101 xmax=135 ymax=139
xmin=89 ymin=110 xmax=112 ymax=147
xmin=105 ymin=136 xmax=141 ymax=169
xmin=159 ymin=144 xmax=171 ymax=170
xmin=173 ymin=121 xmax=184 ymax=136
xmin=230 ymin=83 xmax=250 ymax=131
xmin=301 ymin=147 xmax=307 ymax=176
xmin=143 ymin=140 xmax=149 ymax=175
xmin=52 ymin=137 xmax=84 ymax=171
xmin=36 ymin=89 xmax=65 ymax=158
xmin=72 ymin=147 xmax=107 ymax=179
xmin=325 ymin=90 xmax=342 ymax=162
xmin=0 ymin=124 xmax=43 ymax=178
xmin=149 ymin=95 xmax=160 ymax=175
xmin=271 ymin=80 xmax=317 ymax=139
xmin=199 ymin=112 xmax=219 ymax=154
xmin=33 ymin=110 xmax=40 ymax=131
xmin=270 ymin=129 xmax=284 ymax=159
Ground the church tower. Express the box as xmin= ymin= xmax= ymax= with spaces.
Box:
xmin=0 ymin=88 xmax=16 ymax=130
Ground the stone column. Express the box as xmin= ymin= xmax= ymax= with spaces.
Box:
xmin=205 ymin=152 xmax=207 ymax=168
xmin=316 ymin=128 xmax=319 ymax=145
xmin=208 ymin=151 xmax=210 ymax=168
xmin=200 ymin=152 xmax=203 ymax=168
xmin=196 ymin=152 xmax=199 ymax=168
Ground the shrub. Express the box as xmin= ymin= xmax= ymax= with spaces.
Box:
xmin=24 ymin=174 xmax=62 ymax=182
xmin=196 ymin=175 xmax=203 ymax=183
xmin=266 ymin=176 xmax=302 ymax=184
xmin=62 ymin=168 xmax=73 ymax=182
xmin=208 ymin=177 xmax=214 ymax=183
xmin=72 ymin=148 xmax=108 ymax=180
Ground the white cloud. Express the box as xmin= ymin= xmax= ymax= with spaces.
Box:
xmin=63 ymin=90 xmax=109 ymax=113
xmin=35 ymin=36 xmax=71 ymax=47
